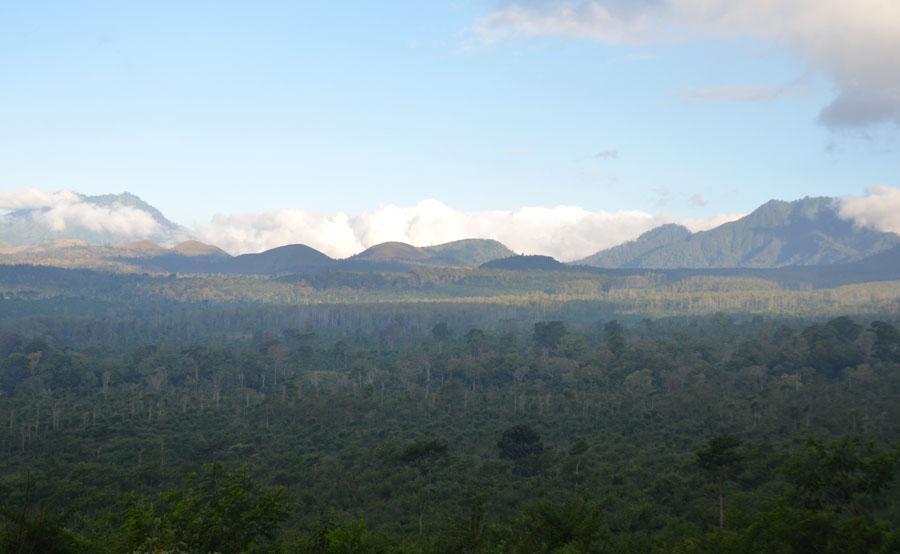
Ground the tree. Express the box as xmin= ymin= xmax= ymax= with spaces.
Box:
xmin=512 ymin=496 xmax=609 ymax=553
xmin=121 ymin=463 xmax=289 ymax=552
xmin=558 ymin=333 xmax=587 ymax=359
xmin=431 ymin=322 xmax=453 ymax=342
xmin=399 ymin=438 xmax=449 ymax=466
xmin=569 ymin=439 xmax=591 ymax=483
xmin=604 ymin=320 xmax=626 ymax=358
xmin=826 ymin=316 xmax=863 ymax=343
xmin=498 ymin=424 xmax=544 ymax=461
xmin=803 ymin=323 xmax=863 ymax=378
xmin=696 ymin=434 xmax=743 ymax=529
xmin=0 ymin=476 xmax=82 ymax=554
xmin=870 ymin=321 xmax=900 ymax=361
xmin=464 ymin=328 xmax=487 ymax=357
xmin=533 ymin=321 xmax=567 ymax=354
xmin=325 ymin=519 xmax=378 ymax=553
xmin=782 ymin=437 xmax=899 ymax=514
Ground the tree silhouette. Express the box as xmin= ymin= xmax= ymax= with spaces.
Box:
xmin=498 ymin=424 xmax=544 ymax=461
xmin=696 ymin=434 xmax=743 ymax=529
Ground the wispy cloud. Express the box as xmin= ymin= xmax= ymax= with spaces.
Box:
xmin=594 ymin=149 xmax=619 ymax=160
xmin=678 ymin=84 xmax=807 ymax=103
xmin=652 ymin=186 xmax=671 ymax=207
xmin=475 ymin=0 xmax=900 ymax=129
xmin=689 ymin=193 xmax=708 ymax=207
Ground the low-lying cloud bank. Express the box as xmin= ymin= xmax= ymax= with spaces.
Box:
xmin=475 ymin=0 xmax=900 ymax=129
xmin=839 ymin=185 xmax=900 ymax=235
xmin=196 ymin=200 xmax=743 ymax=261
xmin=0 ymin=189 xmax=162 ymax=238
xmin=3 ymin=186 xmax=900 ymax=261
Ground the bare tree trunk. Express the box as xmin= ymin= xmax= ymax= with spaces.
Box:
xmin=418 ymin=500 xmax=425 ymax=537
xmin=719 ymin=480 xmax=725 ymax=529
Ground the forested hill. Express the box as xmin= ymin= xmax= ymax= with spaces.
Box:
xmin=481 ymin=254 xmax=565 ymax=270
xmin=0 ymin=238 xmax=518 ymax=275
xmin=422 ymin=238 xmax=514 ymax=266
xmin=579 ymin=196 xmax=900 ymax=268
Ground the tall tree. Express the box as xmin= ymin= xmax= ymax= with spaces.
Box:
xmin=696 ymin=434 xmax=743 ymax=529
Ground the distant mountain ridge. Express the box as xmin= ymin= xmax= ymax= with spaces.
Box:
xmin=423 ymin=239 xmax=515 ymax=267
xmin=349 ymin=239 xmax=515 ymax=268
xmin=481 ymin=255 xmax=564 ymax=270
xmin=3 ymin=192 xmax=898 ymax=273
xmin=578 ymin=197 xmax=900 ymax=269
xmin=1 ymin=192 xmax=517 ymax=271
xmin=0 ymin=237 xmax=516 ymax=275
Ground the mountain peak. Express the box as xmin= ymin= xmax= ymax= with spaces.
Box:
xmin=352 ymin=242 xmax=430 ymax=261
xmin=171 ymin=240 xmax=229 ymax=257
xmin=640 ymin=223 xmax=692 ymax=241
xmin=123 ymin=240 xmax=167 ymax=255
xmin=744 ymin=196 xmax=835 ymax=227
xmin=424 ymin=238 xmax=515 ymax=267
xmin=481 ymin=254 xmax=563 ymax=270
xmin=578 ymin=223 xmax=692 ymax=268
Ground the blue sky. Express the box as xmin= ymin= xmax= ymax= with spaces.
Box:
xmin=0 ymin=1 xmax=898 ymax=254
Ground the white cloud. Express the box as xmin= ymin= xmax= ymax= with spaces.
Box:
xmin=0 ymin=187 xmax=162 ymax=238
xmin=198 ymin=198 xmax=744 ymax=261
xmin=34 ymin=202 xmax=162 ymax=237
xmin=0 ymin=189 xmax=80 ymax=210
xmin=838 ymin=184 xmax=900 ymax=235
xmin=475 ymin=0 xmax=900 ymax=128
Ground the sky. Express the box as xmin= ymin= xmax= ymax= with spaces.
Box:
xmin=1 ymin=1 xmax=898 ymax=258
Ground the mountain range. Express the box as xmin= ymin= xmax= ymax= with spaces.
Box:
xmin=0 ymin=236 xmax=516 ymax=275
xmin=1 ymin=192 xmax=898 ymax=275
xmin=577 ymin=197 xmax=900 ymax=268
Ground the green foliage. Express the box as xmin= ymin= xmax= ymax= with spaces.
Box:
xmin=782 ymin=437 xmax=899 ymax=513
xmin=118 ymin=463 xmax=288 ymax=552
xmin=497 ymin=425 xmax=544 ymax=461
xmin=677 ymin=506 xmax=897 ymax=554
xmin=400 ymin=439 xmax=449 ymax=465
xmin=510 ymin=496 xmax=610 ymax=553
xmin=533 ymin=321 xmax=567 ymax=353
xmin=325 ymin=519 xmax=377 ymax=554
xmin=431 ymin=322 xmax=452 ymax=342
xmin=0 ymin=489 xmax=84 ymax=553
xmin=696 ymin=435 xmax=743 ymax=476
xmin=603 ymin=320 xmax=626 ymax=358
xmin=872 ymin=321 xmax=900 ymax=362
xmin=0 ymin=311 xmax=897 ymax=551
